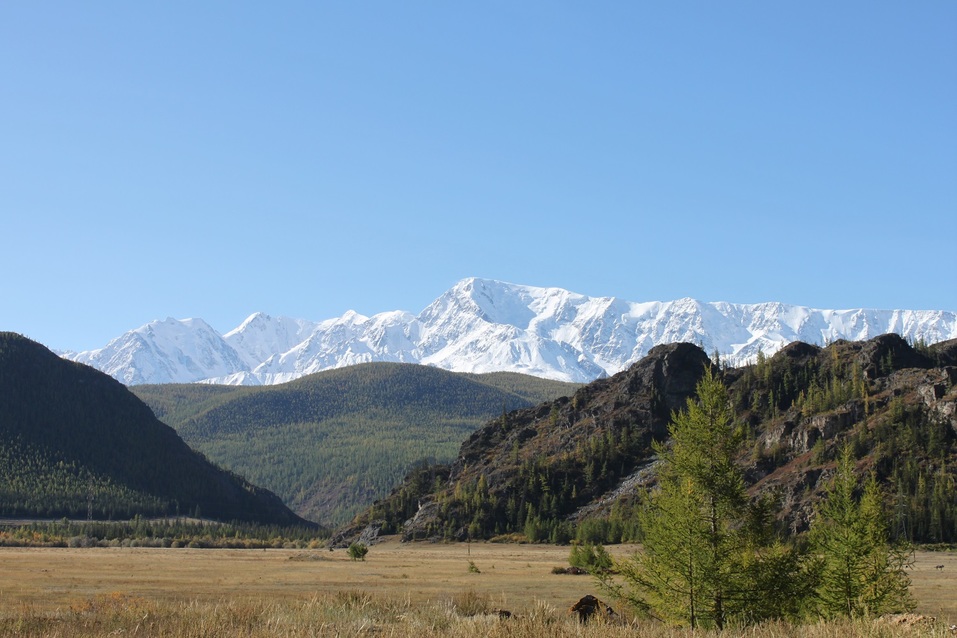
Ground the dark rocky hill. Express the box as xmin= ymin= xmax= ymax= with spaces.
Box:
xmin=337 ymin=335 xmax=957 ymax=545
xmin=0 ymin=332 xmax=311 ymax=527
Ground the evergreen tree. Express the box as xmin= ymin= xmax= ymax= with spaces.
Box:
xmin=608 ymin=368 xmax=805 ymax=629
xmin=808 ymin=447 xmax=914 ymax=617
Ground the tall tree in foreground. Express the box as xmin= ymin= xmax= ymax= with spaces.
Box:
xmin=808 ymin=447 xmax=914 ymax=618
xmin=607 ymin=368 xmax=806 ymax=629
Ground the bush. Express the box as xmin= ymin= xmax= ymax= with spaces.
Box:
xmin=450 ymin=590 xmax=491 ymax=617
xmin=568 ymin=542 xmax=613 ymax=574
xmin=347 ymin=542 xmax=369 ymax=561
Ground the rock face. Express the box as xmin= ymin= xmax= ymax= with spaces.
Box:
xmin=453 ymin=342 xmax=711 ymax=472
xmin=351 ymin=343 xmax=713 ymax=541
xmin=855 ymin=333 xmax=936 ymax=379
xmin=917 ymin=368 xmax=957 ymax=435
xmin=931 ymin=339 xmax=957 ymax=366
xmin=741 ymin=338 xmax=957 ymax=533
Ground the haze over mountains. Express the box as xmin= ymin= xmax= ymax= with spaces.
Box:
xmin=65 ymin=278 xmax=957 ymax=386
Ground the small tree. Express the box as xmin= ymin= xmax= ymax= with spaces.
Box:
xmin=807 ymin=447 xmax=914 ymax=617
xmin=347 ymin=542 xmax=369 ymax=561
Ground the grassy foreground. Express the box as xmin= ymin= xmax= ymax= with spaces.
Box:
xmin=4 ymin=595 xmax=953 ymax=637
xmin=1 ymin=540 xmax=954 ymax=636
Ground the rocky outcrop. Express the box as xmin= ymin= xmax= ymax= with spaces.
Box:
xmin=337 ymin=335 xmax=957 ymax=545
xmin=856 ymin=333 xmax=935 ymax=378
xmin=386 ymin=343 xmax=711 ymax=541
xmin=916 ymin=367 xmax=957 ymax=435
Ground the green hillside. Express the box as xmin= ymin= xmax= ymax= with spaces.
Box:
xmin=132 ymin=363 xmax=578 ymax=526
xmin=0 ymin=333 xmax=310 ymax=527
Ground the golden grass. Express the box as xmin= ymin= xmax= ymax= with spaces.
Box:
xmin=5 ymin=596 xmax=953 ymax=638
xmin=1 ymin=539 xmax=954 ymax=637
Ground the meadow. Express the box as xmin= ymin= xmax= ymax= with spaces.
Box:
xmin=1 ymin=539 xmax=954 ymax=636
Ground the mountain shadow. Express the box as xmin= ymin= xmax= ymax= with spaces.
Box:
xmin=0 ymin=332 xmax=311 ymax=527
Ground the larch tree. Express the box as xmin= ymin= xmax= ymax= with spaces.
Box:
xmin=606 ymin=367 xmax=806 ymax=629
xmin=808 ymin=446 xmax=914 ymax=618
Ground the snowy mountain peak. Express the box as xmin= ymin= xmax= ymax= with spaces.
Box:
xmin=71 ymin=316 xmax=246 ymax=386
xmin=230 ymin=311 xmax=273 ymax=332
xmin=64 ymin=279 xmax=957 ymax=386
xmin=224 ymin=313 xmax=320 ymax=370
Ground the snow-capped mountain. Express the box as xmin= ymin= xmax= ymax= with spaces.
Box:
xmin=65 ymin=278 xmax=957 ymax=385
xmin=69 ymin=317 xmax=249 ymax=386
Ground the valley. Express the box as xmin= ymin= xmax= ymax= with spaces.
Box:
xmin=131 ymin=365 xmax=578 ymax=525
xmin=4 ymin=328 xmax=957 ymax=632
xmin=1 ymin=542 xmax=955 ymax=634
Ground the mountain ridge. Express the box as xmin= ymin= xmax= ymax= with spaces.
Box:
xmin=334 ymin=335 xmax=957 ymax=546
xmin=65 ymin=278 xmax=957 ymax=385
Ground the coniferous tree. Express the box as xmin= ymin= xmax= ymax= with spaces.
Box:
xmin=808 ymin=447 xmax=914 ymax=618
xmin=608 ymin=368 xmax=806 ymax=629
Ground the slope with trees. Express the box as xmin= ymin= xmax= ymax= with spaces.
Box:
xmin=607 ymin=369 xmax=916 ymax=628
xmin=132 ymin=364 xmax=579 ymax=526
xmin=0 ymin=332 xmax=310 ymax=527
xmin=339 ymin=342 xmax=712 ymax=543
xmin=341 ymin=335 xmax=957 ymax=548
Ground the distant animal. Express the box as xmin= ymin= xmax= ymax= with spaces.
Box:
xmin=936 ymin=564 xmax=945 ymax=571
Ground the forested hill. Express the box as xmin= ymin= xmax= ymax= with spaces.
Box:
xmin=338 ymin=335 xmax=957 ymax=546
xmin=132 ymin=364 xmax=579 ymax=526
xmin=0 ymin=332 xmax=310 ymax=527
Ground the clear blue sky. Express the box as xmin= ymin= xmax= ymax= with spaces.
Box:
xmin=3 ymin=2 xmax=955 ymax=352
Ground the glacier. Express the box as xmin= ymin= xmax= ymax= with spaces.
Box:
xmin=65 ymin=278 xmax=957 ymax=385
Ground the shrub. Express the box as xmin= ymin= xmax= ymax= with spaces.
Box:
xmin=347 ymin=542 xmax=369 ymax=561
xmin=450 ymin=590 xmax=491 ymax=617
xmin=569 ymin=541 xmax=613 ymax=574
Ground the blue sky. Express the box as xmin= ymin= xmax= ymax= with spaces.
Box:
xmin=3 ymin=3 xmax=955 ymax=352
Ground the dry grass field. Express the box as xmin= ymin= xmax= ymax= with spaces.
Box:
xmin=1 ymin=539 xmax=954 ymax=636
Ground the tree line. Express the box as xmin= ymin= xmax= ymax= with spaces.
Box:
xmin=0 ymin=516 xmax=324 ymax=548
